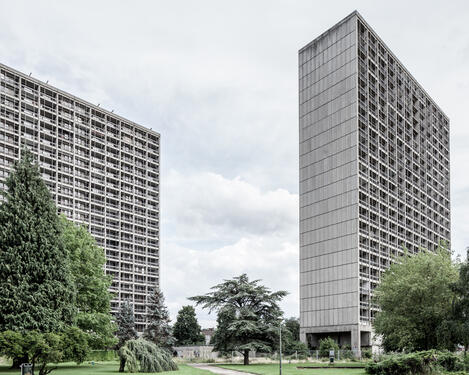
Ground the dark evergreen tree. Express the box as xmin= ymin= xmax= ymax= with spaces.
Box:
xmin=0 ymin=149 xmax=76 ymax=367
xmin=451 ymin=250 xmax=469 ymax=354
xmin=173 ymin=305 xmax=204 ymax=346
xmin=210 ymin=307 xmax=236 ymax=355
xmin=143 ymin=288 xmax=175 ymax=349
xmin=116 ymin=301 xmax=138 ymax=372
xmin=438 ymin=249 xmax=469 ymax=354
xmin=190 ymin=274 xmax=288 ymax=365
xmin=284 ymin=317 xmax=300 ymax=342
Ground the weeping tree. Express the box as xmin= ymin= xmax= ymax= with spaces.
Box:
xmin=119 ymin=338 xmax=178 ymax=373
xmin=189 ymin=274 xmax=288 ymax=365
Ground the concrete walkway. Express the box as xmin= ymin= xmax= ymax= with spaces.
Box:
xmin=188 ymin=363 xmax=255 ymax=375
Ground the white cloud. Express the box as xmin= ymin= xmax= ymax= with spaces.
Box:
xmin=163 ymin=170 xmax=298 ymax=243
xmin=162 ymin=236 xmax=299 ymax=328
xmin=160 ymin=171 xmax=299 ymax=326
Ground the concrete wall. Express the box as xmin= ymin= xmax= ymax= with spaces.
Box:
xmin=173 ymin=346 xmax=218 ymax=360
xmin=299 ymin=13 xmax=360 ymax=348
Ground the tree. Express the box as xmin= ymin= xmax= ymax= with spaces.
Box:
xmin=284 ymin=317 xmax=300 ymax=342
xmin=61 ymin=217 xmax=116 ymax=349
xmin=173 ymin=305 xmax=204 ymax=346
xmin=116 ymin=301 xmax=138 ymax=373
xmin=0 ymin=329 xmax=90 ymax=375
xmin=189 ymin=274 xmax=288 ymax=365
xmin=143 ymin=288 xmax=175 ymax=349
xmin=450 ymin=250 xmax=469 ymax=354
xmin=209 ymin=307 xmax=236 ymax=355
xmin=283 ymin=317 xmax=308 ymax=357
xmin=119 ymin=338 xmax=178 ymax=373
xmin=438 ymin=249 xmax=469 ymax=354
xmin=373 ymin=248 xmax=458 ymax=352
xmin=0 ymin=149 xmax=76 ymax=367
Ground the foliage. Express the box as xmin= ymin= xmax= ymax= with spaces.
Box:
xmin=282 ymin=317 xmax=307 ymax=358
xmin=173 ymin=305 xmax=205 ymax=346
xmin=318 ymin=337 xmax=339 ymax=358
xmin=373 ymin=248 xmax=458 ymax=351
xmin=362 ymin=348 xmax=372 ymax=359
xmin=119 ymin=338 xmax=178 ymax=373
xmin=115 ymin=301 xmax=138 ymax=349
xmin=61 ymin=218 xmax=116 ymax=349
xmin=116 ymin=301 xmax=138 ymax=373
xmin=60 ymin=326 xmax=89 ymax=365
xmin=284 ymin=340 xmax=309 ymax=358
xmin=143 ymin=288 xmax=175 ymax=349
xmin=0 ymin=330 xmax=91 ymax=375
xmin=365 ymin=350 xmax=464 ymax=375
xmin=438 ymin=250 xmax=469 ymax=353
xmin=189 ymin=274 xmax=288 ymax=365
xmin=284 ymin=317 xmax=300 ymax=342
xmin=209 ymin=307 xmax=235 ymax=355
xmin=0 ymin=149 xmax=76 ymax=334
xmin=27 ymin=332 xmax=63 ymax=375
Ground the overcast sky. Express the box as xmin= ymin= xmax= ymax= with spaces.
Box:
xmin=1 ymin=0 xmax=468 ymax=327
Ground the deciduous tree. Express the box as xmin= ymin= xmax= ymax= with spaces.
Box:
xmin=373 ymin=248 xmax=458 ymax=351
xmin=61 ymin=217 xmax=116 ymax=349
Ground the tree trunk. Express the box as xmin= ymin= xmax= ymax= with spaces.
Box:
xmin=119 ymin=358 xmax=126 ymax=372
xmin=11 ymin=354 xmax=29 ymax=369
xmin=243 ymin=349 xmax=249 ymax=365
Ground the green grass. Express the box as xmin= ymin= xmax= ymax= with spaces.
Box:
xmin=0 ymin=362 xmax=209 ymax=375
xmin=217 ymin=363 xmax=366 ymax=375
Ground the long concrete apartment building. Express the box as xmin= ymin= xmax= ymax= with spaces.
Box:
xmin=0 ymin=63 xmax=160 ymax=332
xmin=299 ymin=12 xmax=450 ymax=351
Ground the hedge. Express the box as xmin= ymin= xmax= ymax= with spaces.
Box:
xmin=365 ymin=350 xmax=465 ymax=375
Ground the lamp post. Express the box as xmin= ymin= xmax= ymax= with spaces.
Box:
xmin=279 ymin=320 xmax=283 ymax=375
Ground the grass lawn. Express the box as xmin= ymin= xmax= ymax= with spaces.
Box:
xmin=217 ymin=363 xmax=366 ymax=375
xmin=0 ymin=362 xmax=209 ymax=375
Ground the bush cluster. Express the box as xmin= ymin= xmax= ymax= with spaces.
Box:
xmin=318 ymin=337 xmax=339 ymax=357
xmin=365 ymin=350 xmax=465 ymax=375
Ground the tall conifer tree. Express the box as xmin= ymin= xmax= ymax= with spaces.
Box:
xmin=143 ymin=288 xmax=175 ymax=349
xmin=0 ymin=149 xmax=75 ymax=332
xmin=116 ymin=300 xmax=138 ymax=372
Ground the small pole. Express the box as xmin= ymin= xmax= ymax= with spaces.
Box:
xmin=279 ymin=322 xmax=282 ymax=375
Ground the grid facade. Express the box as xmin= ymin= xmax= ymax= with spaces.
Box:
xmin=299 ymin=12 xmax=450 ymax=351
xmin=0 ymin=63 xmax=160 ymax=332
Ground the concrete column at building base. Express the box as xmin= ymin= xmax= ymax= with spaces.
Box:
xmin=351 ymin=325 xmax=361 ymax=358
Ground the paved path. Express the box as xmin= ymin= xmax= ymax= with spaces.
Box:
xmin=188 ymin=363 xmax=255 ymax=375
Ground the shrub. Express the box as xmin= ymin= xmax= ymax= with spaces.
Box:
xmin=285 ymin=340 xmax=309 ymax=359
xmin=362 ymin=348 xmax=372 ymax=359
xmin=318 ymin=337 xmax=339 ymax=358
xmin=365 ymin=350 xmax=464 ymax=375
xmin=119 ymin=338 xmax=178 ymax=373
xmin=434 ymin=351 xmax=463 ymax=372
